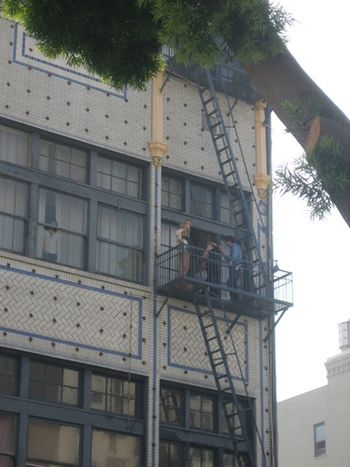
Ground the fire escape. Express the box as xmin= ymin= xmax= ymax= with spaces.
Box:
xmin=157 ymin=62 xmax=293 ymax=467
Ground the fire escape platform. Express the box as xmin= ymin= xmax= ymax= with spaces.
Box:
xmin=157 ymin=245 xmax=293 ymax=320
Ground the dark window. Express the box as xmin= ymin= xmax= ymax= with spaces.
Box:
xmin=0 ymin=354 xmax=19 ymax=396
xmin=36 ymin=189 xmax=87 ymax=269
xmin=0 ymin=412 xmax=17 ymax=467
xmin=0 ymin=176 xmax=28 ymax=254
xmin=91 ymin=374 xmax=138 ymax=417
xmin=0 ymin=124 xmax=30 ymax=167
xmin=190 ymin=183 xmax=213 ymax=219
xmin=96 ymin=205 xmax=144 ymax=282
xmin=222 ymin=398 xmax=252 ymax=437
xmin=189 ymin=446 xmax=214 ymax=467
xmin=29 ymin=361 xmax=80 ymax=406
xmin=190 ymin=393 xmax=214 ymax=431
xmin=160 ymin=387 xmax=184 ymax=425
xmin=97 ymin=156 xmax=143 ymax=199
xmin=91 ymin=429 xmax=141 ymax=467
xmin=38 ymin=139 xmax=88 ymax=183
xmin=160 ymin=222 xmax=178 ymax=253
xmin=162 ymin=175 xmax=183 ymax=210
xmin=220 ymin=192 xmax=231 ymax=224
xmin=159 ymin=440 xmax=184 ymax=467
xmin=314 ymin=422 xmax=326 ymax=457
xmin=27 ymin=418 xmax=80 ymax=466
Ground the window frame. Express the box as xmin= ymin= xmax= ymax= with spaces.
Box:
xmin=314 ymin=422 xmax=326 ymax=457
xmin=0 ymin=118 xmax=149 ymax=285
xmin=161 ymin=170 xmax=251 ymax=241
xmin=28 ymin=359 xmax=81 ymax=407
xmin=159 ymin=382 xmax=254 ymax=467
xmin=0 ymin=350 xmax=146 ymax=467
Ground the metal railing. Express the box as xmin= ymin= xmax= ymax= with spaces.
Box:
xmin=157 ymin=245 xmax=293 ymax=308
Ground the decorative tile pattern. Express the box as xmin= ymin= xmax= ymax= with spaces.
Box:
xmin=168 ymin=305 xmax=248 ymax=381
xmin=0 ymin=266 xmax=142 ymax=359
xmin=12 ymin=24 xmax=126 ymax=100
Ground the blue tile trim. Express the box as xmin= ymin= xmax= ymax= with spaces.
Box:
xmin=0 ymin=264 xmax=143 ymax=360
xmin=167 ymin=305 xmax=249 ymax=382
xmin=12 ymin=24 xmax=127 ymax=101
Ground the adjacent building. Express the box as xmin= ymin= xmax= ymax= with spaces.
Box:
xmin=278 ymin=320 xmax=350 ymax=467
xmin=0 ymin=15 xmax=292 ymax=467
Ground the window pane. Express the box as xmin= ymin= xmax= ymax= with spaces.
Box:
xmin=98 ymin=156 xmax=143 ymax=199
xmin=162 ymin=175 xmax=183 ymax=210
xmin=0 ymin=413 xmax=16 ymax=453
xmin=0 ymin=177 xmax=28 ymax=253
xmin=37 ymin=189 xmax=87 ymax=269
xmin=160 ymin=388 xmax=183 ymax=425
xmin=190 ymin=184 xmax=213 ymax=219
xmin=27 ymin=419 xmax=80 ymax=465
xmin=0 ymin=125 xmax=29 ymax=167
xmin=92 ymin=375 xmax=137 ymax=417
xmin=39 ymin=140 xmax=87 ymax=183
xmin=91 ymin=430 xmax=141 ymax=467
xmin=0 ymin=455 xmax=14 ymax=467
xmin=0 ymin=355 xmax=18 ymax=396
xmin=159 ymin=441 xmax=183 ymax=467
xmin=29 ymin=362 xmax=79 ymax=406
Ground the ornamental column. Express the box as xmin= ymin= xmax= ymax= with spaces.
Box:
xmin=254 ymin=100 xmax=271 ymax=199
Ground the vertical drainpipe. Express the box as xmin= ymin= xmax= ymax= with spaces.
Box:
xmin=265 ymin=108 xmax=279 ymax=467
xmin=254 ymin=100 xmax=273 ymax=467
xmin=148 ymin=72 xmax=167 ymax=467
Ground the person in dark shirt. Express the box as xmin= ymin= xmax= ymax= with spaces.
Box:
xmin=219 ymin=235 xmax=242 ymax=300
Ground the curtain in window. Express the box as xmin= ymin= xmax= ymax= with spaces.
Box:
xmin=0 ymin=177 xmax=27 ymax=253
xmin=0 ymin=125 xmax=29 ymax=167
xmin=37 ymin=189 xmax=87 ymax=268
xmin=91 ymin=430 xmax=140 ymax=467
xmin=97 ymin=206 xmax=144 ymax=282
xmin=27 ymin=419 xmax=80 ymax=466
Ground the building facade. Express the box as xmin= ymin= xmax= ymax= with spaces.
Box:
xmin=278 ymin=320 xmax=350 ymax=467
xmin=0 ymin=16 xmax=292 ymax=467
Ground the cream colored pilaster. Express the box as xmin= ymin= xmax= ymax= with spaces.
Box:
xmin=254 ymin=100 xmax=271 ymax=199
xmin=148 ymin=72 xmax=167 ymax=167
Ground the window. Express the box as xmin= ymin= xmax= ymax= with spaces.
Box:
xmin=190 ymin=393 xmax=214 ymax=431
xmin=0 ymin=412 xmax=17 ymax=467
xmin=162 ymin=175 xmax=183 ymax=210
xmin=29 ymin=361 xmax=80 ymax=406
xmin=314 ymin=422 xmax=326 ymax=457
xmin=0 ymin=353 xmax=145 ymax=466
xmin=0 ymin=176 xmax=28 ymax=254
xmin=0 ymin=121 xmax=148 ymax=285
xmin=97 ymin=205 xmax=144 ymax=282
xmin=36 ymin=189 xmax=87 ymax=269
xmin=0 ymin=124 xmax=30 ymax=167
xmin=190 ymin=183 xmax=214 ymax=219
xmin=160 ymin=387 xmax=184 ymax=425
xmin=97 ymin=156 xmax=143 ymax=199
xmin=223 ymin=452 xmax=250 ymax=467
xmin=27 ymin=418 xmax=80 ymax=466
xmin=220 ymin=192 xmax=231 ymax=224
xmin=91 ymin=374 xmax=138 ymax=417
xmin=0 ymin=354 xmax=19 ymax=396
xmin=161 ymin=222 xmax=178 ymax=253
xmin=38 ymin=139 xmax=88 ymax=183
xmin=223 ymin=398 xmax=252 ymax=437
xmin=91 ymin=429 xmax=141 ymax=467
xmin=189 ymin=446 xmax=214 ymax=467
xmin=159 ymin=441 xmax=184 ymax=467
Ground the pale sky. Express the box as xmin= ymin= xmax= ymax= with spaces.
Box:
xmin=271 ymin=0 xmax=350 ymax=401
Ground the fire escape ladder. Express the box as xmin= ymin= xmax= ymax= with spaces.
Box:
xmin=197 ymin=70 xmax=268 ymax=293
xmin=194 ymin=289 xmax=261 ymax=466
